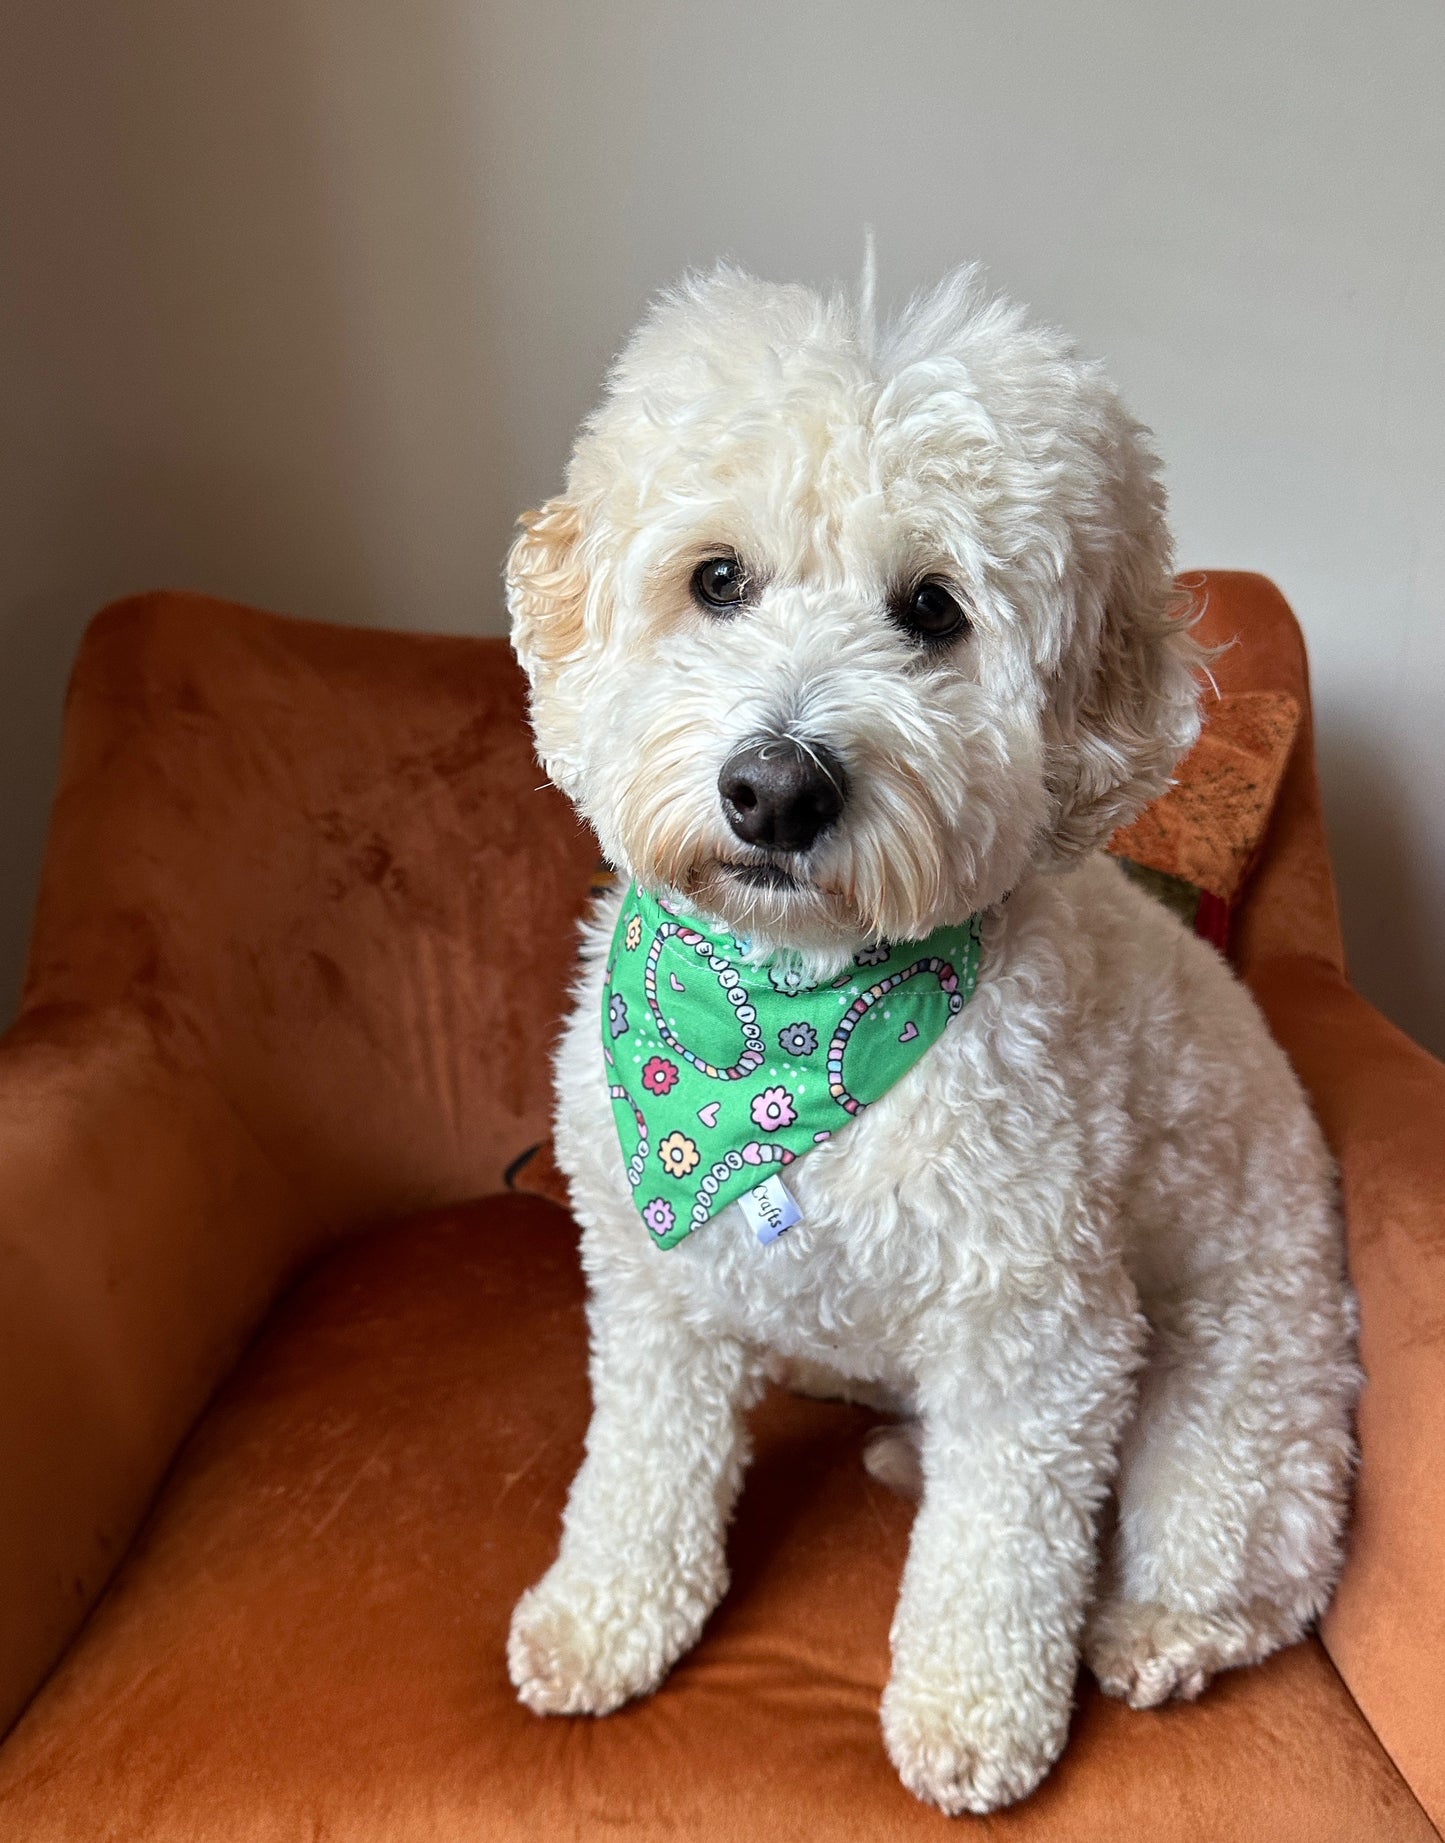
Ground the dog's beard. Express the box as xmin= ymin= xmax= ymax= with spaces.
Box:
xmin=614 ymin=820 xmax=863 ymax=960
xmin=685 ymin=851 xmax=850 ymax=943
xmin=611 ymin=793 xmax=975 ymax=964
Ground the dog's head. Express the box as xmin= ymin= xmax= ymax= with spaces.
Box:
xmin=508 ymin=265 xmax=1203 ymax=962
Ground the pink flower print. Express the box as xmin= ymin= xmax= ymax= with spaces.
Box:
xmin=750 ymin=1086 xmax=797 ymax=1132
xmin=658 ymin=1130 xmax=700 ymax=1178
xmin=641 ymin=1055 xmax=680 ymax=1096
xmin=642 ymin=1197 xmax=675 ymax=1237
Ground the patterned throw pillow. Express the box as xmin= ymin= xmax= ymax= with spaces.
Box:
xmin=1107 ymin=690 xmax=1301 ymax=952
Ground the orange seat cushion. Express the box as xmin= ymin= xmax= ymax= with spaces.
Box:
xmin=0 ymin=1196 xmax=1429 ymax=1842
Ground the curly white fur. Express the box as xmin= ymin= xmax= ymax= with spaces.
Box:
xmin=503 ymin=264 xmax=1359 ymax=1815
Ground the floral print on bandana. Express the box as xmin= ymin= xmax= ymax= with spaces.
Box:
xmin=641 ymin=1055 xmax=680 ymax=1095
xmin=751 ymin=1086 xmax=797 ymax=1132
xmin=777 ymin=1021 xmax=818 ymax=1057
xmin=658 ymin=1130 xmax=701 ymax=1178
xmin=604 ymin=884 xmax=984 ymax=1249
xmin=642 ymin=1197 xmax=675 ymax=1238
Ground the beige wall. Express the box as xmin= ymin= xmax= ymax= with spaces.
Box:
xmin=3 ymin=2 xmax=1442 ymax=1052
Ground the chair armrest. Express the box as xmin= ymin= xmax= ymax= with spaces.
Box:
xmin=1250 ymin=956 xmax=1445 ymax=1832
xmin=0 ymin=1007 xmax=309 ymax=1737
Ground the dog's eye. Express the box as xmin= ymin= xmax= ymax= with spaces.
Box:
xmin=892 ymin=579 xmax=970 ymax=644
xmin=691 ymin=556 xmax=749 ymax=613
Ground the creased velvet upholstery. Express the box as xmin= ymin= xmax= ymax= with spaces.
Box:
xmin=0 ymin=574 xmax=1440 ymax=1839
xmin=23 ymin=592 xmax=597 ymax=1222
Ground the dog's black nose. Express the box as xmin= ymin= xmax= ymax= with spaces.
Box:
xmin=718 ymin=739 xmax=847 ymax=854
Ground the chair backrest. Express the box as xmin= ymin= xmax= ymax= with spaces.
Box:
xmin=23 ymin=592 xmax=598 ymax=1228
xmin=1193 ymin=571 xmax=1344 ymax=979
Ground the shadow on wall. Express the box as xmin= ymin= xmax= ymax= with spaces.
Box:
xmin=0 ymin=450 xmax=380 ymax=1008
xmin=0 ymin=3 xmax=512 ymax=1020
xmin=1318 ymin=723 xmax=1445 ymax=1062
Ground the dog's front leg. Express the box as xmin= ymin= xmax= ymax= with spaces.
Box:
xmin=882 ymin=1309 xmax=1141 ymax=1815
xmin=508 ymin=1278 xmax=759 ymax=1716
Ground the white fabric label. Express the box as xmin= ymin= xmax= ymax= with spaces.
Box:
xmin=738 ymin=1174 xmax=803 ymax=1244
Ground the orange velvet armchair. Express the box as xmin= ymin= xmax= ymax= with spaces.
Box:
xmin=0 ymin=574 xmax=1441 ymax=1841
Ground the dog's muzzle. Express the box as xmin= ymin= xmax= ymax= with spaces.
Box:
xmin=717 ymin=738 xmax=848 ymax=854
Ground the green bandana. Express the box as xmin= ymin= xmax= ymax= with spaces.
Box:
xmin=602 ymin=884 xmax=984 ymax=1249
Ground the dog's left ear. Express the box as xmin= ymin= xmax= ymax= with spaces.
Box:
xmin=505 ymin=495 xmax=601 ymax=800
xmin=1041 ymin=555 xmax=1206 ymax=866
xmin=505 ymin=496 xmax=591 ymax=687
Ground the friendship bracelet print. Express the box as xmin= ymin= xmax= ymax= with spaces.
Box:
xmin=827 ymin=957 xmax=967 ymax=1114
xmin=644 ymin=921 xmax=766 ymax=1080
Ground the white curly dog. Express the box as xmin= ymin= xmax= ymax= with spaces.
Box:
xmin=503 ymin=262 xmax=1358 ymax=1815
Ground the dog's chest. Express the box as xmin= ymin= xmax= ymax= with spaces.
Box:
xmin=657 ymin=1115 xmax=969 ymax=1370
xmin=570 ymin=1003 xmax=1089 ymax=1376
xmin=689 ymin=1035 xmax=1080 ymax=1318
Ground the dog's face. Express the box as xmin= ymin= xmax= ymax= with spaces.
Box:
xmin=508 ymin=267 xmax=1202 ymax=962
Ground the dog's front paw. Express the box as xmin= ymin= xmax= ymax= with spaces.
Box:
xmin=880 ymin=1667 xmax=1067 ymax=1815
xmin=508 ymin=1561 xmax=718 ymax=1717
xmin=1084 ymin=1596 xmax=1296 ymax=1710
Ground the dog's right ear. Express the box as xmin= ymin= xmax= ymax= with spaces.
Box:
xmin=505 ymin=497 xmax=590 ymax=685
